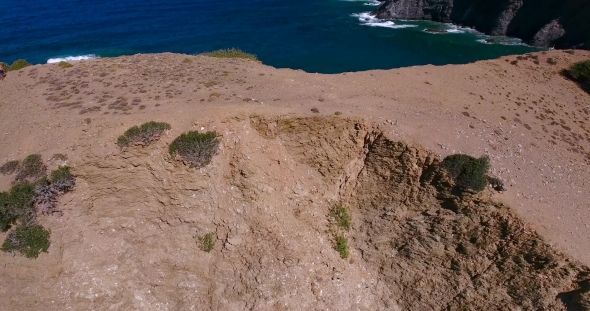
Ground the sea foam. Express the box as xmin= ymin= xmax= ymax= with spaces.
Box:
xmin=353 ymin=12 xmax=417 ymax=29
xmin=422 ymin=24 xmax=471 ymax=34
xmin=476 ymin=37 xmax=526 ymax=46
xmin=363 ymin=0 xmax=381 ymax=6
xmin=47 ymin=54 xmax=98 ymax=64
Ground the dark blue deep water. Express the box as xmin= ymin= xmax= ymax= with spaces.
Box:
xmin=0 ymin=0 xmax=537 ymax=73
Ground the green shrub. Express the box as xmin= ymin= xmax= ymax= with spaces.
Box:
xmin=117 ymin=121 xmax=171 ymax=148
xmin=1 ymin=224 xmax=50 ymax=258
xmin=57 ymin=61 xmax=73 ymax=68
xmin=50 ymin=166 xmax=73 ymax=184
xmin=335 ymin=235 xmax=349 ymax=259
xmin=442 ymin=154 xmax=490 ymax=192
xmin=169 ymin=131 xmax=219 ymax=168
xmin=9 ymin=59 xmax=30 ymax=71
xmin=0 ymin=184 xmax=36 ymax=232
xmin=563 ymin=59 xmax=590 ymax=93
xmin=201 ymin=48 xmax=258 ymax=61
xmin=13 ymin=154 xmax=47 ymax=185
xmin=198 ymin=233 xmax=215 ymax=252
xmin=0 ymin=160 xmax=20 ymax=175
xmin=0 ymin=192 xmax=12 ymax=231
xmin=330 ymin=204 xmax=351 ymax=231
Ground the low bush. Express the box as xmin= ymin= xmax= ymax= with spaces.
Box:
xmin=58 ymin=61 xmax=73 ymax=68
xmin=117 ymin=121 xmax=171 ymax=148
xmin=442 ymin=154 xmax=490 ymax=192
xmin=13 ymin=154 xmax=47 ymax=185
xmin=0 ymin=184 xmax=36 ymax=232
xmin=0 ymin=160 xmax=20 ymax=175
xmin=9 ymin=59 xmax=30 ymax=71
xmin=330 ymin=204 xmax=351 ymax=231
xmin=201 ymin=48 xmax=258 ymax=61
xmin=562 ymin=59 xmax=590 ymax=94
xmin=169 ymin=131 xmax=219 ymax=168
xmin=1 ymin=224 xmax=50 ymax=258
xmin=34 ymin=166 xmax=75 ymax=215
xmin=0 ymin=192 xmax=12 ymax=231
xmin=335 ymin=235 xmax=349 ymax=259
xmin=198 ymin=233 xmax=215 ymax=252
xmin=50 ymin=166 xmax=74 ymax=185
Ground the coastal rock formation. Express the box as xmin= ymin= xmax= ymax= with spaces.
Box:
xmin=374 ymin=0 xmax=590 ymax=49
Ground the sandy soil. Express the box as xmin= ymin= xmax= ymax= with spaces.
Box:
xmin=0 ymin=50 xmax=589 ymax=309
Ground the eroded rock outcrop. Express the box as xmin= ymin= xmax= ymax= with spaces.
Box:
xmin=350 ymin=133 xmax=590 ymax=310
xmin=2 ymin=116 xmax=589 ymax=310
xmin=374 ymin=0 xmax=590 ymax=49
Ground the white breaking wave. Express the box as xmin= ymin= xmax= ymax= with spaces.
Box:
xmin=363 ymin=0 xmax=381 ymax=6
xmin=476 ymin=37 xmax=527 ymax=46
xmin=422 ymin=24 xmax=470 ymax=34
xmin=476 ymin=39 xmax=493 ymax=45
xmin=444 ymin=25 xmax=465 ymax=33
xmin=47 ymin=54 xmax=99 ymax=64
xmin=352 ymin=12 xmax=418 ymax=29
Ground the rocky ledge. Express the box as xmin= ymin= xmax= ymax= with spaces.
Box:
xmin=373 ymin=0 xmax=590 ymax=49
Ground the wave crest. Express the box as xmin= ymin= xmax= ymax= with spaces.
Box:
xmin=352 ymin=12 xmax=418 ymax=29
xmin=47 ymin=54 xmax=98 ymax=64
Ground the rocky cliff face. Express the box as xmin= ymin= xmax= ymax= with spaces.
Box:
xmin=374 ymin=0 xmax=590 ymax=49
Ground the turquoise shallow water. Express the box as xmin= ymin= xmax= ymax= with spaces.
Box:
xmin=0 ymin=0 xmax=538 ymax=73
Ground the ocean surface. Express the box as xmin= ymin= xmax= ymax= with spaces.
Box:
xmin=0 ymin=0 xmax=538 ymax=73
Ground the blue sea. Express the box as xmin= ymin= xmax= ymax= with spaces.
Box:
xmin=0 ymin=0 xmax=537 ymax=73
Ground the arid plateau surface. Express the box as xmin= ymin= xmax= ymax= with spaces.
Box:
xmin=1 ymin=51 xmax=590 ymax=310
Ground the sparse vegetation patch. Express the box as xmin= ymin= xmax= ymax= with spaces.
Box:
xmin=330 ymin=204 xmax=351 ymax=231
xmin=169 ymin=131 xmax=219 ymax=168
xmin=50 ymin=153 xmax=68 ymax=162
xmin=117 ymin=121 xmax=171 ymax=148
xmin=442 ymin=154 xmax=490 ymax=192
xmin=329 ymin=203 xmax=352 ymax=259
xmin=0 ymin=155 xmax=75 ymax=259
xmin=335 ymin=235 xmax=349 ymax=259
xmin=201 ymin=48 xmax=258 ymax=61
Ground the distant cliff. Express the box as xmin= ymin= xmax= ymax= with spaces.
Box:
xmin=373 ymin=0 xmax=590 ymax=49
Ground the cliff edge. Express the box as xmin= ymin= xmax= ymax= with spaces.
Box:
xmin=374 ymin=0 xmax=590 ymax=49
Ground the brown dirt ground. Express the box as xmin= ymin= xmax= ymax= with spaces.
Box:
xmin=0 ymin=51 xmax=590 ymax=310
